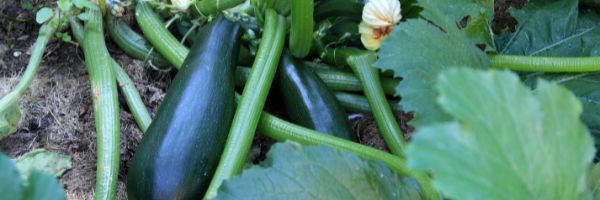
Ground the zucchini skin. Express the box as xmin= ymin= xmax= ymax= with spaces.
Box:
xmin=126 ymin=15 xmax=241 ymax=200
xmin=277 ymin=52 xmax=356 ymax=141
xmin=107 ymin=15 xmax=170 ymax=68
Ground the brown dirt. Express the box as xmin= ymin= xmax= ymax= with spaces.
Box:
xmin=492 ymin=0 xmax=526 ymax=33
xmin=0 ymin=1 xmax=172 ymax=199
xmin=0 ymin=0 xmax=526 ymax=199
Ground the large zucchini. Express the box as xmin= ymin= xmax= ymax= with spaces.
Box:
xmin=276 ymin=52 xmax=356 ymax=141
xmin=126 ymin=15 xmax=241 ymax=200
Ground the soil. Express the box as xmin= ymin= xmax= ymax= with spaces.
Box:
xmin=0 ymin=0 xmax=523 ymax=199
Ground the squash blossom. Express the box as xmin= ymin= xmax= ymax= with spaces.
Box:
xmin=171 ymin=0 xmax=193 ymax=11
xmin=360 ymin=0 xmax=401 ymax=50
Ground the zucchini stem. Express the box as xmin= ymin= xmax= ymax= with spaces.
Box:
xmin=204 ymin=9 xmax=286 ymax=199
xmin=257 ymin=110 xmax=440 ymax=200
xmin=289 ymin=0 xmax=313 ymax=58
xmin=82 ymin=9 xmax=121 ymax=200
xmin=71 ymin=17 xmax=152 ymax=133
xmin=194 ymin=0 xmax=245 ymax=16
xmin=490 ymin=54 xmax=600 ymax=72
xmin=0 ymin=22 xmax=57 ymax=113
xmin=135 ymin=2 xmax=188 ymax=69
xmin=323 ymin=48 xmax=406 ymax=157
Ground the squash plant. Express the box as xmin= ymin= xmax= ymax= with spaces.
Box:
xmin=6 ymin=0 xmax=600 ymax=199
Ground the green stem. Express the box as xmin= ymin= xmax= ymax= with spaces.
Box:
xmin=204 ymin=9 xmax=286 ymax=199
xmin=135 ymin=1 xmax=188 ymax=69
xmin=98 ymin=0 xmax=107 ymax=15
xmin=110 ymin=61 xmax=152 ymax=133
xmin=0 ymin=23 xmax=57 ymax=112
xmin=82 ymin=9 xmax=120 ymax=200
xmin=324 ymin=48 xmax=406 ymax=157
xmin=490 ymin=54 xmax=600 ymax=72
xmin=256 ymin=110 xmax=440 ymax=200
xmin=71 ymin=17 xmax=151 ymax=133
xmin=334 ymin=92 xmax=402 ymax=114
xmin=289 ymin=0 xmax=313 ymax=58
xmin=194 ymin=0 xmax=245 ymax=16
xmin=235 ymin=66 xmax=398 ymax=96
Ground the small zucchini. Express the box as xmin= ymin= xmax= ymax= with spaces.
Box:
xmin=107 ymin=15 xmax=170 ymax=68
xmin=276 ymin=52 xmax=356 ymax=140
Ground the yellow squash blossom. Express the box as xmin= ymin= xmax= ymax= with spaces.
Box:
xmin=360 ymin=0 xmax=401 ymax=50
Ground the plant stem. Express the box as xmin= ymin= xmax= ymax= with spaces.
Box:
xmin=135 ymin=1 xmax=188 ymax=69
xmin=323 ymin=48 xmax=406 ymax=157
xmin=490 ymin=54 xmax=600 ymax=72
xmin=334 ymin=92 xmax=402 ymax=114
xmin=194 ymin=0 xmax=245 ymax=16
xmin=71 ymin=17 xmax=152 ymax=133
xmin=204 ymin=9 xmax=286 ymax=199
xmin=110 ymin=61 xmax=152 ymax=133
xmin=0 ymin=23 xmax=56 ymax=112
xmin=235 ymin=66 xmax=399 ymax=96
xmin=256 ymin=110 xmax=440 ymax=200
xmin=82 ymin=9 xmax=120 ymax=200
xmin=289 ymin=0 xmax=313 ymax=58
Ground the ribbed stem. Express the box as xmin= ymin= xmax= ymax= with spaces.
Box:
xmin=194 ymin=0 xmax=245 ymax=16
xmin=256 ymin=111 xmax=440 ymax=200
xmin=0 ymin=23 xmax=56 ymax=112
xmin=204 ymin=9 xmax=286 ymax=199
xmin=323 ymin=48 xmax=406 ymax=157
xmin=135 ymin=2 xmax=188 ymax=69
xmin=82 ymin=9 xmax=120 ymax=200
xmin=490 ymin=54 xmax=600 ymax=72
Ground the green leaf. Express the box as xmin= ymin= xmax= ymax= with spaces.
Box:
xmin=0 ymin=152 xmax=24 ymax=200
xmin=407 ymin=68 xmax=595 ymax=199
xmin=21 ymin=1 xmax=34 ymax=10
xmin=73 ymin=0 xmax=98 ymax=10
xmin=57 ymin=0 xmax=73 ymax=12
xmin=589 ymin=163 xmax=600 ymax=200
xmin=23 ymin=171 xmax=66 ymax=200
xmin=35 ymin=7 xmax=53 ymax=24
xmin=494 ymin=0 xmax=600 ymax=154
xmin=494 ymin=0 xmax=584 ymax=55
xmin=374 ymin=18 xmax=489 ymax=126
xmin=418 ymin=0 xmax=493 ymax=46
xmin=213 ymin=142 xmax=425 ymax=200
xmin=0 ymin=101 xmax=21 ymax=139
xmin=14 ymin=149 xmax=72 ymax=178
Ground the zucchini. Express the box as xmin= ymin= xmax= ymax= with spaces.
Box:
xmin=126 ymin=15 xmax=241 ymax=199
xmin=107 ymin=15 xmax=170 ymax=69
xmin=82 ymin=9 xmax=121 ymax=200
xmin=277 ymin=52 xmax=356 ymax=140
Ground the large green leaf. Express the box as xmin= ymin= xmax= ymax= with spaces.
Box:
xmin=494 ymin=0 xmax=600 ymax=152
xmin=407 ymin=68 xmax=595 ymax=199
xmin=213 ymin=142 xmax=424 ymax=200
xmin=0 ymin=152 xmax=24 ymax=200
xmin=589 ymin=163 xmax=600 ymax=200
xmin=22 ymin=171 xmax=66 ymax=200
xmin=14 ymin=149 xmax=72 ymax=178
xmin=375 ymin=18 xmax=489 ymax=126
xmin=0 ymin=151 xmax=66 ymax=200
xmin=418 ymin=0 xmax=494 ymax=46
xmin=494 ymin=0 xmax=598 ymax=56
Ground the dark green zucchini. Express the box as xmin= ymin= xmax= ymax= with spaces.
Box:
xmin=107 ymin=15 xmax=170 ymax=69
xmin=126 ymin=15 xmax=241 ymax=200
xmin=276 ymin=52 xmax=356 ymax=141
